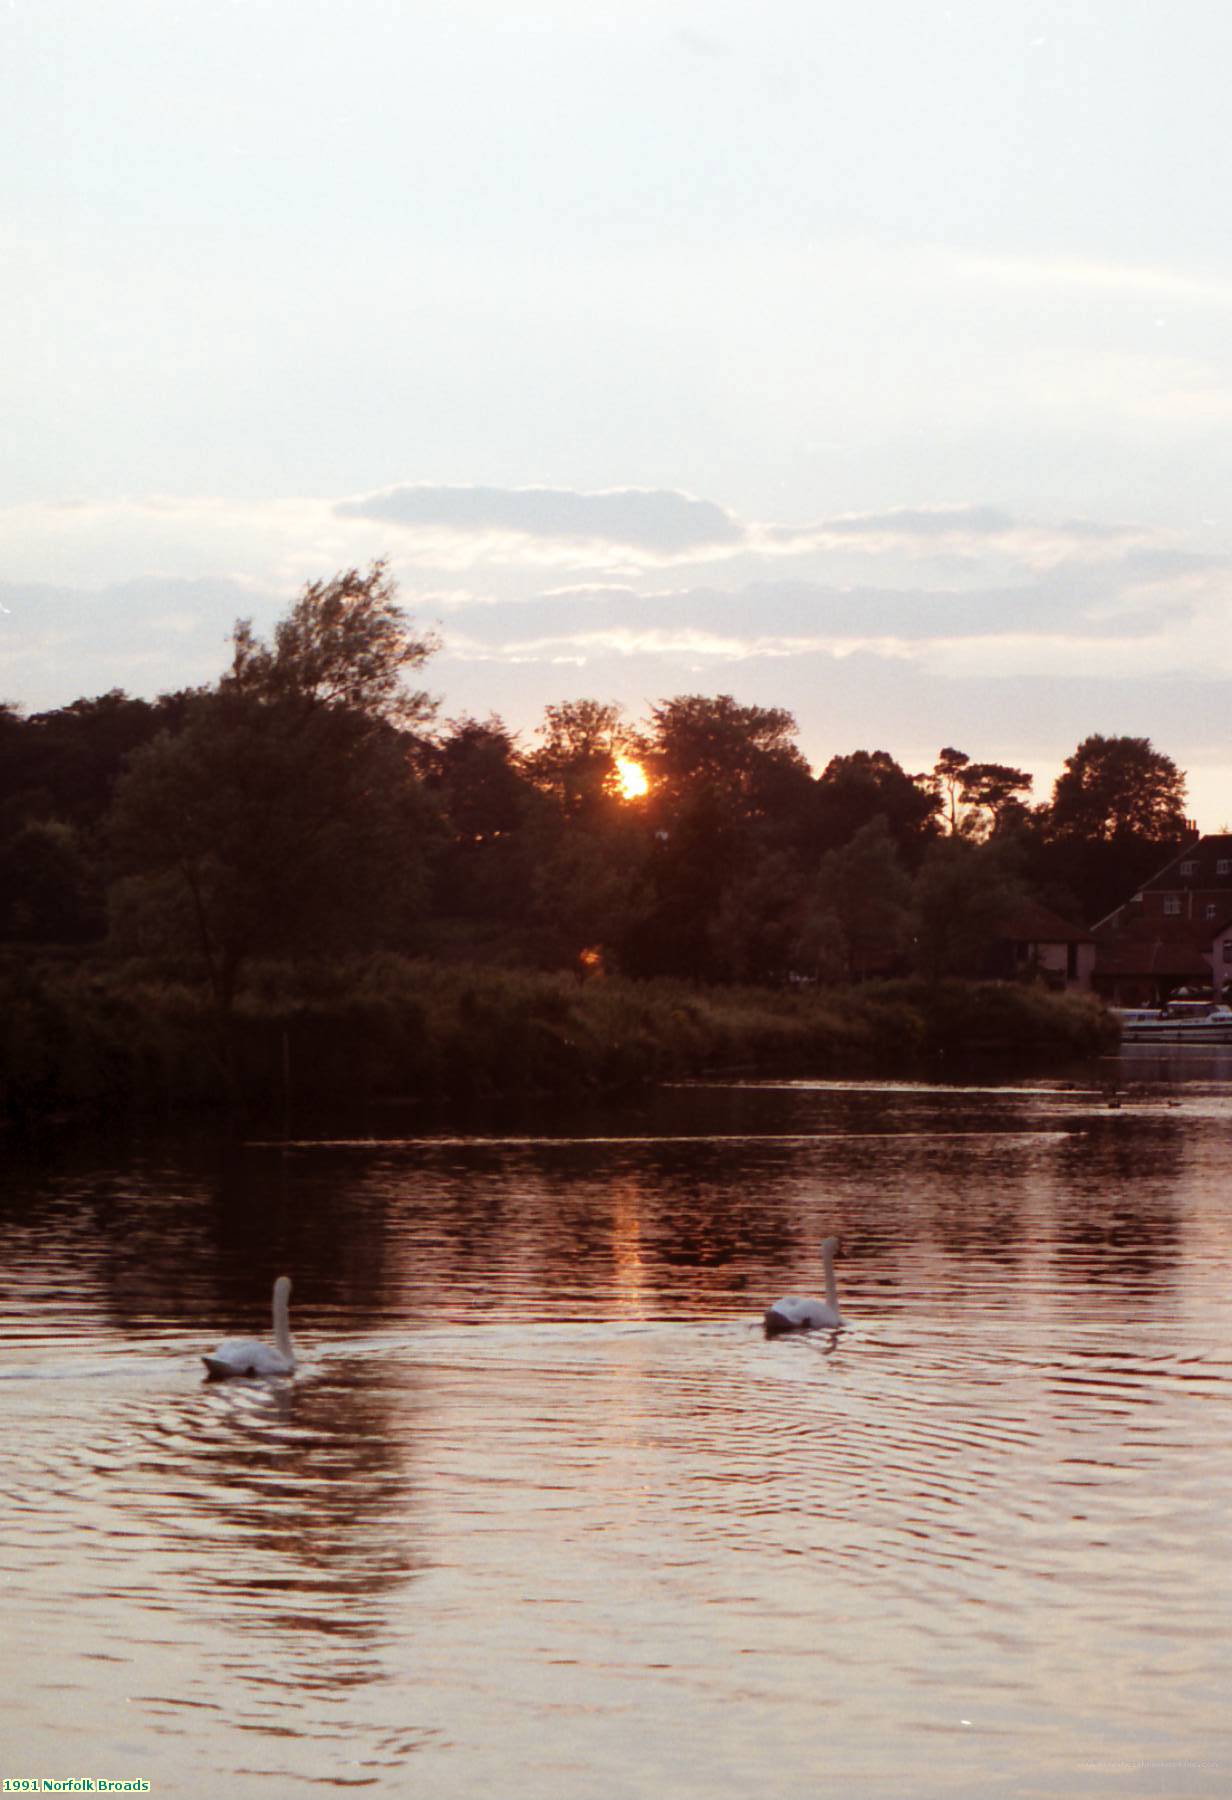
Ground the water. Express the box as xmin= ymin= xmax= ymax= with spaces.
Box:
xmin=3 ymin=1070 xmax=1231 ymax=1799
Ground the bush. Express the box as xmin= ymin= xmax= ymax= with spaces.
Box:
xmin=0 ymin=953 xmax=1117 ymax=1125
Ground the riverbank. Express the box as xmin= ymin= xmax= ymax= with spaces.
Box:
xmin=0 ymin=953 xmax=1118 ymax=1123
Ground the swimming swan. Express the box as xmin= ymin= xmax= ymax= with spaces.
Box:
xmin=764 ymin=1236 xmax=843 ymax=1336
xmin=203 ymin=1275 xmax=296 ymax=1378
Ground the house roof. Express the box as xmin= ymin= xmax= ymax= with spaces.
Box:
xmin=1094 ymin=912 xmax=1232 ymax=946
xmin=999 ymin=901 xmax=1093 ymax=945
xmin=1139 ymin=832 xmax=1232 ymax=892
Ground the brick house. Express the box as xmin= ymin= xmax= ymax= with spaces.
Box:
xmin=1092 ymin=833 xmax=1232 ymax=1005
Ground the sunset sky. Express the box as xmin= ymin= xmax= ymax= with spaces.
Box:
xmin=4 ymin=0 xmax=1231 ymax=824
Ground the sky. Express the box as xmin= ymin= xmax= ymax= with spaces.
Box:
xmin=3 ymin=0 xmax=1231 ymax=827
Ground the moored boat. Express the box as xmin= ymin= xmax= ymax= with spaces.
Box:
xmin=1114 ymin=1001 xmax=1232 ymax=1043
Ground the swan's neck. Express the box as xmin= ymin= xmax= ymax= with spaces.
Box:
xmin=821 ymin=1248 xmax=838 ymax=1313
xmin=273 ymin=1288 xmax=293 ymax=1357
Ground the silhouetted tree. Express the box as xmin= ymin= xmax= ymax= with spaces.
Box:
xmin=0 ymin=818 xmax=103 ymax=941
xmin=709 ymin=850 xmax=806 ymax=983
xmin=627 ymin=695 xmax=813 ymax=977
xmin=1048 ymin=734 xmax=1187 ymax=844
xmin=958 ymin=762 xmax=1034 ymax=838
xmin=427 ymin=714 xmax=537 ymax=927
xmin=814 ymin=750 xmax=939 ymax=861
xmin=643 ymin=693 xmax=811 ymax=821
xmin=528 ymin=817 xmax=651 ymax=973
xmin=523 ymin=699 xmax=633 ymax=822
xmin=799 ymin=815 xmax=914 ymax=980
xmin=0 ymin=691 xmax=187 ymax=944
xmin=227 ymin=561 xmax=438 ymax=733
xmin=108 ymin=567 xmax=438 ymax=1011
xmin=912 ymin=838 xmax=1025 ymax=979
xmin=1033 ymin=734 xmax=1190 ymax=924
xmin=933 ymin=747 xmax=971 ymax=835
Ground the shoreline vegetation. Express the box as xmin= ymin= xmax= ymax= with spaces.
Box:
xmin=1 ymin=952 xmax=1118 ymax=1126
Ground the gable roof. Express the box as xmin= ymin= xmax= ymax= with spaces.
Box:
xmin=998 ymin=901 xmax=1093 ymax=945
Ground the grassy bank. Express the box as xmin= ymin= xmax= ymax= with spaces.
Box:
xmin=0 ymin=953 xmax=1119 ymax=1124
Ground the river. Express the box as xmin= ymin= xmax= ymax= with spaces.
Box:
xmin=3 ymin=1062 xmax=1230 ymax=1798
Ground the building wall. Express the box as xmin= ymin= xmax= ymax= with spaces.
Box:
xmin=1013 ymin=939 xmax=1095 ymax=992
xmin=1212 ymin=926 xmax=1232 ymax=996
xmin=1138 ymin=889 xmax=1232 ymax=926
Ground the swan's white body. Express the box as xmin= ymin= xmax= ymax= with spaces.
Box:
xmin=203 ymin=1275 xmax=296 ymax=1378
xmin=764 ymin=1236 xmax=843 ymax=1336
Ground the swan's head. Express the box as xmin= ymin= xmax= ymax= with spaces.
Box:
xmin=274 ymin=1275 xmax=292 ymax=1305
xmin=819 ymin=1235 xmax=841 ymax=1260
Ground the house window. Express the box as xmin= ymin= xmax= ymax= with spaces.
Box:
xmin=1207 ymin=903 xmax=1219 ymax=919
xmin=1219 ymin=859 xmax=1231 ymax=875
xmin=1180 ymin=860 xmax=1197 ymax=875
xmin=1163 ymin=897 xmax=1181 ymax=915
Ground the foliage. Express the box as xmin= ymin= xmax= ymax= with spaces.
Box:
xmin=0 ymin=819 xmax=102 ymax=941
xmin=803 ymin=815 xmax=914 ymax=980
xmin=106 ymin=568 xmax=440 ymax=1009
xmin=641 ymin=693 xmax=813 ymax=832
xmin=111 ymin=691 xmax=433 ymax=1008
xmin=227 ymin=560 xmax=438 ymax=731
xmin=0 ymin=952 xmax=1116 ymax=1125
xmin=708 ymin=850 xmax=806 ymax=983
xmin=0 ymin=576 xmax=1201 ymax=968
xmin=932 ymin=746 xmax=1033 ymax=840
xmin=911 ymin=838 xmax=1026 ymax=979
xmin=814 ymin=750 xmax=939 ymax=861
xmin=428 ymin=715 xmax=538 ymax=924
xmin=625 ymin=695 xmax=815 ymax=978
xmin=1048 ymin=734 xmax=1188 ymax=844
xmin=523 ymin=699 xmax=632 ymax=820
xmin=528 ymin=815 xmax=652 ymax=971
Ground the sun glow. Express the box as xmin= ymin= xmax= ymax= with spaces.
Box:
xmin=615 ymin=755 xmax=649 ymax=800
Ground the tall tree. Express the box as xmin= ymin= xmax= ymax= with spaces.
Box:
xmin=957 ymin=762 xmax=1034 ymax=839
xmin=627 ymin=695 xmax=813 ymax=977
xmin=1047 ymin=734 xmax=1188 ymax=843
xmin=523 ymin=699 xmax=631 ymax=821
xmin=1037 ymin=735 xmax=1190 ymax=922
xmin=430 ymin=714 xmax=537 ymax=925
xmin=798 ymin=815 xmax=914 ymax=981
xmin=933 ymin=747 xmax=971 ymax=835
xmin=911 ymin=838 xmax=1025 ymax=980
xmin=814 ymin=750 xmax=939 ymax=861
xmin=226 ymin=561 xmax=437 ymax=723
xmin=709 ymin=850 xmax=806 ymax=983
xmin=108 ymin=567 xmax=438 ymax=1011
xmin=643 ymin=693 xmax=810 ymax=818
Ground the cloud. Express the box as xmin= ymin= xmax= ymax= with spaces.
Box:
xmin=436 ymin=566 xmax=1201 ymax=666
xmin=334 ymin=483 xmax=745 ymax=562
xmin=0 ymin=490 xmax=1170 ymax=602
xmin=757 ymin=505 xmax=1157 ymax=569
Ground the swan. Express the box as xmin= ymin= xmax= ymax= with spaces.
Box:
xmin=203 ymin=1275 xmax=296 ymax=1378
xmin=763 ymin=1236 xmax=843 ymax=1336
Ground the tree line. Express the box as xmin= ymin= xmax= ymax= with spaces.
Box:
xmin=0 ymin=564 xmax=1192 ymax=1000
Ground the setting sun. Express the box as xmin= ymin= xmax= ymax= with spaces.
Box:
xmin=614 ymin=755 xmax=649 ymax=800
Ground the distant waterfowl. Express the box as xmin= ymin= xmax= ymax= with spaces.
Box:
xmin=764 ymin=1236 xmax=843 ymax=1336
xmin=203 ymin=1275 xmax=296 ymax=1378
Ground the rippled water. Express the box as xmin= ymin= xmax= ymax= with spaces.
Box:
xmin=3 ymin=1072 xmax=1231 ymax=1798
